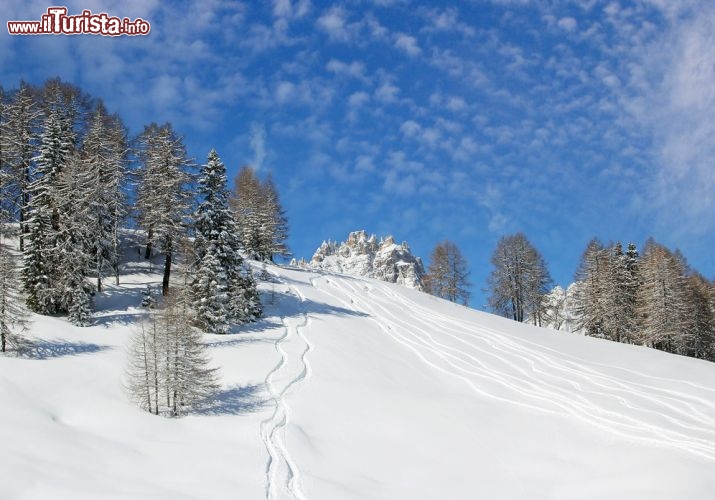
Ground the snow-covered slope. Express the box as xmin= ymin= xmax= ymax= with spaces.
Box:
xmin=309 ymin=230 xmax=425 ymax=290
xmin=2 ymin=258 xmax=715 ymax=499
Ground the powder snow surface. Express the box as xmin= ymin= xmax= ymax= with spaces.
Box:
xmin=2 ymin=260 xmax=715 ymax=499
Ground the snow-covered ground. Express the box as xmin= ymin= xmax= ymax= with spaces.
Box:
xmin=2 ymin=257 xmax=715 ymax=499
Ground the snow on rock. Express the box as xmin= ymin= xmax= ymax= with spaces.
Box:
xmin=309 ymin=230 xmax=425 ymax=289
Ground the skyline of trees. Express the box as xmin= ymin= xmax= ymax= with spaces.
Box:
xmin=0 ymin=78 xmax=270 ymax=336
xmin=1 ymin=76 xmax=714 ymax=366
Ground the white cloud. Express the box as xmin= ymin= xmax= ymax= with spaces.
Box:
xmin=619 ymin=3 xmax=715 ymax=231
xmin=375 ymin=82 xmax=400 ymax=102
xmin=478 ymin=183 xmax=509 ymax=233
xmin=400 ymin=120 xmax=422 ymax=137
xmin=557 ymin=17 xmax=578 ymax=32
xmin=355 ymin=155 xmax=376 ymax=173
xmin=347 ymin=91 xmax=370 ymax=108
xmin=272 ymin=0 xmax=311 ymax=20
xmin=326 ymin=59 xmax=368 ymax=81
xmin=275 ymin=81 xmax=295 ymax=103
xmin=421 ymin=7 xmax=475 ymax=37
xmin=250 ymin=122 xmax=267 ymax=170
xmin=394 ymin=33 xmax=421 ymax=56
xmin=316 ymin=6 xmax=350 ymax=41
xmin=446 ymin=96 xmax=468 ymax=112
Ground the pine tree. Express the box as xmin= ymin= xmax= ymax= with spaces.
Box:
xmin=125 ymin=287 xmax=219 ymax=417
xmin=487 ymin=233 xmax=551 ymax=323
xmin=230 ymin=166 xmax=262 ymax=257
xmin=636 ymin=239 xmax=692 ymax=354
xmin=258 ymin=174 xmax=290 ymax=262
xmin=81 ymin=104 xmax=128 ymax=291
xmin=1 ymin=83 xmax=40 ymax=250
xmin=686 ymin=273 xmax=715 ymax=361
xmin=0 ymin=241 xmax=31 ymax=354
xmin=53 ymin=152 xmax=95 ymax=325
xmin=192 ymin=150 xmax=261 ymax=332
xmin=235 ymin=266 xmax=262 ymax=321
xmin=573 ymin=239 xmax=609 ymax=337
xmin=424 ymin=240 xmax=471 ymax=305
xmin=0 ymin=86 xmax=8 ymax=226
xmin=126 ymin=311 xmax=161 ymax=414
xmin=230 ymin=166 xmax=290 ymax=262
xmin=22 ymin=106 xmax=72 ymax=313
xmin=135 ymin=123 xmax=191 ymax=296
xmin=163 ymin=290 xmax=220 ymax=416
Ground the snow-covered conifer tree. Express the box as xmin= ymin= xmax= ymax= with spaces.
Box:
xmin=81 ymin=104 xmax=128 ymax=291
xmin=53 ymin=152 xmax=95 ymax=325
xmin=135 ymin=123 xmax=191 ymax=296
xmin=0 ymin=242 xmax=31 ymax=354
xmin=22 ymin=106 xmax=72 ymax=313
xmin=192 ymin=150 xmax=260 ymax=332
xmin=231 ymin=166 xmax=262 ymax=257
xmin=125 ymin=287 xmax=219 ymax=416
xmin=0 ymin=83 xmax=40 ymax=250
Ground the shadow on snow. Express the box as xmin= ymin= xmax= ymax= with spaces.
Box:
xmin=196 ymin=383 xmax=269 ymax=416
xmin=24 ymin=339 xmax=112 ymax=360
xmin=262 ymin=287 xmax=368 ymax=320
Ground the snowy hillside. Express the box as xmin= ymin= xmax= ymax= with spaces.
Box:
xmin=309 ymin=230 xmax=425 ymax=290
xmin=2 ymin=256 xmax=715 ymax=499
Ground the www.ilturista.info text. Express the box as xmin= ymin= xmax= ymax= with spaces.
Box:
xmin=7 ymin=7 xmax=150 ymax=36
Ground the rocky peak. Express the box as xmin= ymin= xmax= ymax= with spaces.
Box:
xmin=310 ymin=230 xmax=425 ymax=290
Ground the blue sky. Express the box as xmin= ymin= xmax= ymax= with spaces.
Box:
xmin=2 ymin=0 xmax=714 ymax=307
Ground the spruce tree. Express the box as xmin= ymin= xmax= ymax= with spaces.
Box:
xmin=192 ymin=150 xmax=261 ymax=332
xmin=22 ymin=107 xmax=71 ymax=313
xmin=53 ymin=152 xmax=95 ymax=325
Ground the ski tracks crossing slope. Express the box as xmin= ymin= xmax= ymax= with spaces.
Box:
xmin=312 ymin=273 xmax=715 ymax=463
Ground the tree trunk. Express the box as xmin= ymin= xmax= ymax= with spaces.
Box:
xmin=162 ymin=247 xmax=172 ymax=296
xmin=96 ymin=254 xmax=102 ymax=292
xmin=145 ymin=228 xmax=153 ymax=259
xmin=113 ymin=226 xmax=120 ymax=285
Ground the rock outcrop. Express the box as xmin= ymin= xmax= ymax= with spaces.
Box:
xmin=310 ymin=230 xmax=425 ymax=290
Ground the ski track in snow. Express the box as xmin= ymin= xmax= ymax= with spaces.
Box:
xmin=311 ymin=273 xmax=715 ymax=463
xmin=260 ymin=277 xmax=313 ymax=500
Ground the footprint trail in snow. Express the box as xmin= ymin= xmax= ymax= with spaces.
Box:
xmin=260 ymin=282 xmax=313 ymax=500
